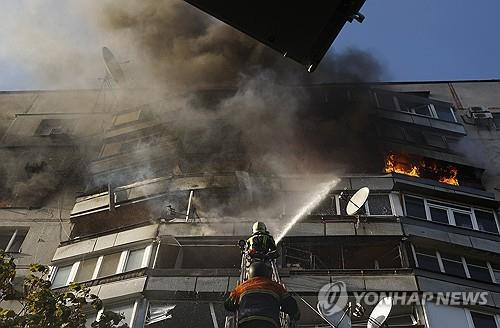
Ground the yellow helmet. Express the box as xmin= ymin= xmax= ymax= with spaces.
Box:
xmin=252 ymin=221 xmax=267 ymax=233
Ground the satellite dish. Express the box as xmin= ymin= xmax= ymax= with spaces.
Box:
xmin=346 ymin=187 xmax=370 ymax=216
xmin=367 ymin=297 xmax=393 ymax=328
xmin=102 ymin=47 xmax=125 ymax=84
xmin=317 ymin=302 xmax=351 ymax=328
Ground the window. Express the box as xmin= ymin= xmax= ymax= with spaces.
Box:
xmin=414 ymin=247 xmax=440 ymax=272
xmin=474 ymin=210 xmax=499 ymax=234
xmin=310 ymin=196 xmax=336 ymax=216
xmin=404 ymin=195 xmax=499 ymax=235
xmin=493 ymin=113 xmax=500 ymax=130
xmin=0 ymin=229 xmax=27 ymax=253
xmin=53 ymin=246 xmax=150 ymax=288
xmin=491 ymin=262 xmax=500 ymax=284
xmin=124 ymin=248 xmax=146 ymax=272
xmin=74 ymin=257 xmax=99 ymax=283
xmin=113 ymin=110 xmax=141 ymax=127
xmin=469 ymin=311 xmax=498 ymax=328
xmin=366 ymin=195 xmax=392 ymax=215
xmin=404 ymin=196 xmax=426 ymax=219
xmin=52 ymin=265 xmax=73 ymax=288
xmin=96 ymin=252 xmax=121 ymax=278
xmin=452 ymin=210 xmax=473 ymax=229
xmin=106 ymin=302 xmax=135 ymax=326
xmin=440 ymin=252 xmax=467 ymax=278
xmin=467 ymin=258 xmax=492 ymax=283
xmin=398 ymin=98 xmax=432 ymax=117
xmin=433 ymin=104 xmax=456 ymax=122
xmin=36 ymin=119 xmax=76 ymax=136
xmin=428 ymin=203 xmax=449 ymax=224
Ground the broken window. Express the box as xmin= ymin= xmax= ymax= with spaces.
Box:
xmin=310 ymin=195 xmax=336 ymax=216
xmin=181 ymin=245 xmax=241 ymax=269
xmin=283 ymin=238 xmax=402 ymax=270
xmin=366 ymin=195 xmax=392 ymax=215
xmin=36 ymin=119 xmax=75 ymax=136
xmin=106 ymin=302 xmax=135 ymax=326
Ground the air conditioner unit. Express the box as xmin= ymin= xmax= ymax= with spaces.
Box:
xmin=472 ymin=111 xmax=493 ymax=119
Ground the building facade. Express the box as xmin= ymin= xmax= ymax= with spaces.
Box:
xmin=1 ymin=80 xmax=499 ymax=327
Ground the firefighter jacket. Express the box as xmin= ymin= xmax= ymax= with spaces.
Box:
xmin=224 ymin=277 xmax=300 ymax=327
xmin=246 ymin=232 xmax=277 ymax=255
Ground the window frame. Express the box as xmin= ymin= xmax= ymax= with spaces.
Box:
xmin=0 ymin=228 xmax=28 ymax=253
xmin=412 ymin=244 xmax=499 ymax=284
xmin=465 ymin=309 xmax=500 ymax=328
xmin=51 ymin=245 xmax=152 ymax=288
xmin=94 ymin=299 xmax=140 ymax=327
xmin=403 ymin=194 xmax=499 ymax=235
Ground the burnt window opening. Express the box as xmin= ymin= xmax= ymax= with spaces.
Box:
xmin=155 ymin=243 xmax=241 ymax=269
xmin=36 ymin=119 xmax=75 ymax=136
xmin=24 ymin=161 xmax=47 ymax=177
xmin=282 ymin=238 xmax=403 ymax=270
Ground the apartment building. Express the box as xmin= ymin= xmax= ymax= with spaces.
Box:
xmin=1 ymin=80 xmax=499 ymax=327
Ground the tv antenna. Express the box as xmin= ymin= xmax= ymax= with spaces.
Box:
xmin=367 ymin=297 xmax=393 ymax=328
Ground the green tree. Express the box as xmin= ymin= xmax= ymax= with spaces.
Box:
xmin=0 ymin=250 xmax=129 ymax=328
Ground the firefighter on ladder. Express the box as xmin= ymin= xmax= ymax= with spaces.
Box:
xmin=224 ymin=261 xmax=300 ymax=328
xmin=246 ymin=221 xmax=277 ymax=259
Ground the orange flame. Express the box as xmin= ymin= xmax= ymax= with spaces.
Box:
xmin=384 ymin=153 xmax=459 ymax=186
xmin=439 ymin=167 xmax=459 ymax=186
xmin=384 ymin=153 xmax=420 ymax=177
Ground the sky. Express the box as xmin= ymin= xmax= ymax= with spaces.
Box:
xmin=0 ymin=0 xmax=499 ymax=90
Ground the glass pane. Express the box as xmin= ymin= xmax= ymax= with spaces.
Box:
xmin=75 ymin=257 xmax=98 ymax=282
xmin=433 ymin=104 xmax=455 ymax=122
xmin=474 ymin=210 xmax=499 ymax=234
xmin=125 ymin=248 xmax=146 ymax=272
xmin=413 ymin=104 xmax=432 ymax=116
xmin=429 ymin=207 xmax=449 ymax=224
xmin=470 ymin=311 xmax=497 ymax=328
xmin=399 ymin=98 xmax=431 ymax=116
xmin=441 ymin=258 xmax=466 ymax=278
xmin=107 ymin=303 xmax=134 ymax=325
xmin=52 ymin=265 xmax=72 ymax=288
xmin=467 ymin=264 xmax=492 ymax=283
xmin=416 ymin=254 xmax=440 ymax=272
xmin=367 ymin=195 xmax=392 ymax=215
xmin=453 ymin=211 xmax=473 ymax=229
xmin=97 ymin=253 xmax=121 ymax=278
xmin=405 ymin=196 xmax=426 ymax=219
xmin=311 ymin=196 xmax=336 ymax=215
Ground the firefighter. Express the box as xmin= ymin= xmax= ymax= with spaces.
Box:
xmin=224 ymin=261 xmax=300 ymax=328
xmin=246 ymin=221 xmax=277 ymax=258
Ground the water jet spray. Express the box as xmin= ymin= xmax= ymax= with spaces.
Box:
xmin=275 ymin=178 xmax=340 ymax=243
